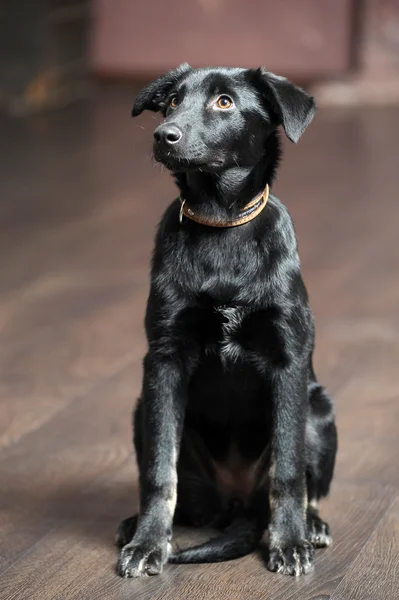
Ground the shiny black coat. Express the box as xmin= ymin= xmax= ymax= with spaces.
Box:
xmin=117 ymin=65 xmax=337 ymax=578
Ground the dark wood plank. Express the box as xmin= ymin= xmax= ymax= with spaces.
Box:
xmin=0 ymin=290 xmax=143 ymax=451
xmin=0 ymin=362 xmax=139 ymax=572
xmin=330 ymin=496 xmax=399 ymax=600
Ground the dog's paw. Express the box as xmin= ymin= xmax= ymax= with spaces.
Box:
xmin=115 ymin=515 xmax=138 ymax=548
xmin=267 ymin=541 xmax=315 ymax=576
xmin=117 ymin=538 xmax=170 ymax=578
xmin=307 ymin=512 xmax=332 ymax=548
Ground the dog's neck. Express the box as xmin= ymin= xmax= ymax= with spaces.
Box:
xmin=173 ymin=132 xmax=280 ymax=222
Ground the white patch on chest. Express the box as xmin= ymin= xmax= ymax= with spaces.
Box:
xmin=216 ymin=306 xmax=245 ymax=363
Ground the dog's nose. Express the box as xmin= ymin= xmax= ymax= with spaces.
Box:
xmin=154 ymin=125 xmax=182 ymax=145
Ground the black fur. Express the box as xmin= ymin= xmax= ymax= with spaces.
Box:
xmin=116 ymin=65 xmax=337 ymax=578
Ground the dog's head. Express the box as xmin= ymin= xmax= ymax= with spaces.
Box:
xmin=132 ymin=65 xmax=316 ymax=172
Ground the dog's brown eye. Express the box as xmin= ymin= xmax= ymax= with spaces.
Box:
xmin=170 ymin=96 xmax=179 ymax=108
xmin=217 ymin=96 xmax=232 ymax=109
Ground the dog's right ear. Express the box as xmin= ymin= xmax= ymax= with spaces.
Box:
xmin=132 ymin=63 xmax=191 ymax=117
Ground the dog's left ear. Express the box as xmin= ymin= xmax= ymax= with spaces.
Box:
xmin=132 ymin=63 xmax=191 ymax=117
xmin=249 ymin=68 xmax=316 ymax=143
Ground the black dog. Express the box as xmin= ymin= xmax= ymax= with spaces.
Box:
xmin=116 ymin=64 xmax=337 ymax=578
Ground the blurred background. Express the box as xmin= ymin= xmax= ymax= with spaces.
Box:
xmin=1 ymin=0 xmax=399 ymax=114
xmin=1 ymin=2 xmax=399 ymax=600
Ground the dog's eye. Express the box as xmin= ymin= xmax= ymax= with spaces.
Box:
xmin=170 ymin=96 xmax=179 ymax=108
xmin=216 ymin=95 xmax=233 ymax=109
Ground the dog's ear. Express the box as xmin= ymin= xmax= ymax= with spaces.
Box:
xmin=249 ymin=67 xmax=316 ymax=143
xmin=132 ymin=63 xmax=191 ymax=117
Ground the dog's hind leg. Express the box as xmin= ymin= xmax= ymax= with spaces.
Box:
xmin=305 ymin=379 xmax=337 ymax=547
xmin=115 ymin=515 xmax=138 ymax=548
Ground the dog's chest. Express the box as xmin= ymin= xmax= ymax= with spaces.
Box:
xmin=209 ymin=305 xmax=246 ymax=362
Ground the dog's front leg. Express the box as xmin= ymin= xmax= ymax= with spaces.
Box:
xmin=267 ymin=368 xmax=314 ymax=576
xmin=117 ymin=352 xmax=186 ymax=578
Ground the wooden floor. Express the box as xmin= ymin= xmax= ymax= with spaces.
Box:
xmin=0 ymin=85 xmax=398 ymax=600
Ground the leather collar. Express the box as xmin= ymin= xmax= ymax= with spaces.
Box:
xmin=179 ymin=184 xmax=269 ymax=228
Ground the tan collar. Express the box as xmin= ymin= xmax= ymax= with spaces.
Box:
xmin=179 ymin=184 xmax=269 ymax=228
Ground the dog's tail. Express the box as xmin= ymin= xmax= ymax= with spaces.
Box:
xmin=168 ymin=514 xmax=264 ymax=564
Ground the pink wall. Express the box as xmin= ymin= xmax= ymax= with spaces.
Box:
xmin=90 ymin=0 xmax=354 ymax=78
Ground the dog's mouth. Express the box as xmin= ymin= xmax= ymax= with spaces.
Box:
xmin=153 ymin=147 xmax=226 ymax=172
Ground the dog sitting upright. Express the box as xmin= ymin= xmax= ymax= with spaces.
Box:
xmin=116 ymin=64 xmax=337 ymax=578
